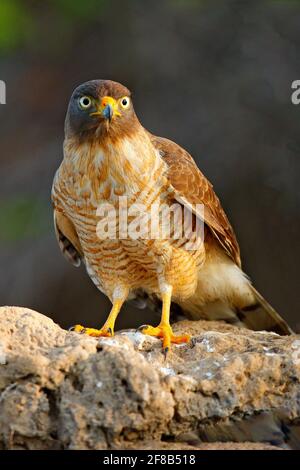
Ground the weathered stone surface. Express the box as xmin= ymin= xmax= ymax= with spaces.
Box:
xmin=0 ymin=306 xmax=299 ymax=450
xmin=127 ymin=441 xmax=281 ymax=450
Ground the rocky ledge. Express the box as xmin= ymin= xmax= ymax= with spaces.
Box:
xmin=0 ymin=306 xmax=299 ymax=450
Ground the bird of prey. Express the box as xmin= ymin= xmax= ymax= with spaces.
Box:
xmin=52 ymin=79 xmax=292 ymax=353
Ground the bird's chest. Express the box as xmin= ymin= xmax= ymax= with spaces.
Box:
xmin=54 ymin=158 xmax=169 ymax=282
xmin=53 ymin=140 xmax=200 ymax=296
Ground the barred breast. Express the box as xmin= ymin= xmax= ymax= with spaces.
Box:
xmin=52 ymin=133 xmax=205 ymax=301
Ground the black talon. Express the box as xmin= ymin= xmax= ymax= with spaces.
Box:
xmin=163 ymin=347 xmax=169 ymax=359
xmin=80 ymin=328 xmax=87 ymax=334
xmin=137 ymin=324 xmax=148 ymax=332
xmin=68 ymin=326 xmax=76 ymax=331
xmin=107 ymin=327 xmax=112 ymax=335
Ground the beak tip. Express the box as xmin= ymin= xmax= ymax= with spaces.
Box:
xmin=103 ymin=104 xmax=113 ymax=121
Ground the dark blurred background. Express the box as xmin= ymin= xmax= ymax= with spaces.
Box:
xmin=0 ymin=0 xmax=299 ymax=330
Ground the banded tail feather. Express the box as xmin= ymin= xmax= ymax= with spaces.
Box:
xmin=237 ymin=285 xmax=293 ymax=335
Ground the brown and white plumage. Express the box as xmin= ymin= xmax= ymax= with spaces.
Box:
xmin=52 ymin=79 xmax=292 ymax=350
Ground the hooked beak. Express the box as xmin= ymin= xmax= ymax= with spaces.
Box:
xmin=90 ymin=96 xmax=121 ymax=122
xmin=102 ymin=103 xmax=113 ymax=122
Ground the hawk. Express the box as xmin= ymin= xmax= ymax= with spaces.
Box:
xmin=52 ymin=79 xmax=292 ymax=353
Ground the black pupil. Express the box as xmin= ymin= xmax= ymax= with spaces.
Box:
xmin=82 ymin=98 xmax=90 ymax=106
xmin=122 ymin=99 xmax=127 ymax=106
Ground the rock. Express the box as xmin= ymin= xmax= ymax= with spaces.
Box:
xmin=126 ymin=441 xmax=281 ymax=450
xmin=0 ymin=306 xmax=299 ymax=450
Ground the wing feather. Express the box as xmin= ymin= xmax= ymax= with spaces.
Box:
xmin=150 ymin=134 xmax=241 ymax=266
xmin=53 ymin=209 xmax=83 ymax=267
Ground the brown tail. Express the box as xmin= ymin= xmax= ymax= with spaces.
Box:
xmin=237 ymin=285 xmax=293 ymax=335
xmin=175 ymin=284 xmax=293 ymax=336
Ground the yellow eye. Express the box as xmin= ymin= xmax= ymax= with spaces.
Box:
xmin=120 ymin=96 xmax=130 ymax=109
xmin=79 ymin=96 xmax=92 ymax=110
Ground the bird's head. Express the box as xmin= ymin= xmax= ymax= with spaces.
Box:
xmin=65 ymin=79 xmax=138 ymax=141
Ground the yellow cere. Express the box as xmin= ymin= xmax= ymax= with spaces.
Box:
xmin=90 ymin=96 xmax=121 ymax=118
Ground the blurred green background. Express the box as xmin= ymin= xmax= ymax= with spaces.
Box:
xmin=0 ymin=0 xmax=299 ymax=330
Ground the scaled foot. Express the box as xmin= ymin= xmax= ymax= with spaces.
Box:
xmin=139 ymin=323 xmax=190 ymax=354
xmin=71 ymin=324 xmax=113 ymax=337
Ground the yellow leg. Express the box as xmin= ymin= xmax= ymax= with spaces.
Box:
xmin=72 ymin=298 xmax=124 ymax=338
xmin=139 ymin=287 xmax=190 ymax=353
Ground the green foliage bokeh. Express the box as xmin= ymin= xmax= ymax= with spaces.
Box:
xmin=0 ymin=196 xmax=51 ymax=243
xmin=0 ymin=0 xmax=108 ymax=54
xmin=0 ymin=0 xmax=299 ymax=53
xmin=0 ymin=0 xmax=34 ymax=52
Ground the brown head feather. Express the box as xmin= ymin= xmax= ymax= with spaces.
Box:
xmin=65 ymin=79 xmax=139 ymax=144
